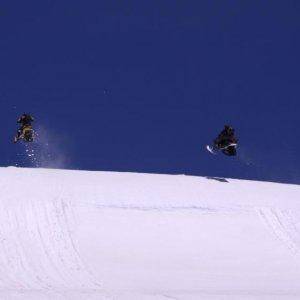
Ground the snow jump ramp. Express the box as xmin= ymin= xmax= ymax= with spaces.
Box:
xmin=0 ymin=167 xmax=300 ymax=299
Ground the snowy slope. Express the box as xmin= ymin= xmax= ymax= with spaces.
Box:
xmin=0 ymin=167 xmax=300 ymax=299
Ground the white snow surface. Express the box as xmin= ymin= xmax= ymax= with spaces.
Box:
xmin=1 ymin=166 xmax=300 ymax=299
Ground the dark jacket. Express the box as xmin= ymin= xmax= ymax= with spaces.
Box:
xmin=18 ymin=114 xmax=34 ymax=126
xmin=219 ymin=127 xmax=235 ymax=139
xmin=214 ymin=126 xmax=237 ymax=147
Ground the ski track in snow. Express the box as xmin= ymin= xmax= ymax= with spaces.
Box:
xmin=0 ymin=185 xmax=100 ymax=291
xmin=258 ymin=208 xmax=300 ymax=256
xmin=83 ymin=202 xmax=300 ymax=259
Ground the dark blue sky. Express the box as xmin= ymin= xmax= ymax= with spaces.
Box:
xmin=0 ymin=1 xmax=299 ymax=183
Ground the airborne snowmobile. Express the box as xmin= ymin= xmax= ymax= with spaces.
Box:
xmin=14 ymin=114 xmax=35 ymax=143
xmin=206 ymin=125 xmax=238 ymax=156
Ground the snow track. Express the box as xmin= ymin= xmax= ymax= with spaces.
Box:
xmin=0 ymin=177 xmax=100 ymax=291
xmin=258 ymin=208 xmax=300 ymax=256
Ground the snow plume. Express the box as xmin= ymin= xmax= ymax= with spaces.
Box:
xmin=23 ymin=126 xmax=70 ymax=169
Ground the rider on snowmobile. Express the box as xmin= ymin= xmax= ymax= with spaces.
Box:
xmin=14 ymin=113 xmax=34 ymax=143
xmin=214 ymin=125 xmax=238 ymax=149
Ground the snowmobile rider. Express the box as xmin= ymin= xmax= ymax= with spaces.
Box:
xmin=214 ymin=125 xmax=237 ymax=149
xmin=15 ymin=113 xmax=34 ymax=142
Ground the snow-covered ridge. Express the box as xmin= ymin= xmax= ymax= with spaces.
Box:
xmin=1 ymin=167 xmax=300 ymax=299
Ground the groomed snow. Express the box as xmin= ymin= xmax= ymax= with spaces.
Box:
xmin=0 ymin=167 xmax=300 ymax=299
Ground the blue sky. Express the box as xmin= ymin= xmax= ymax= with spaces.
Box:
xmin=0 ymin=1 xmax=299 ymax=183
